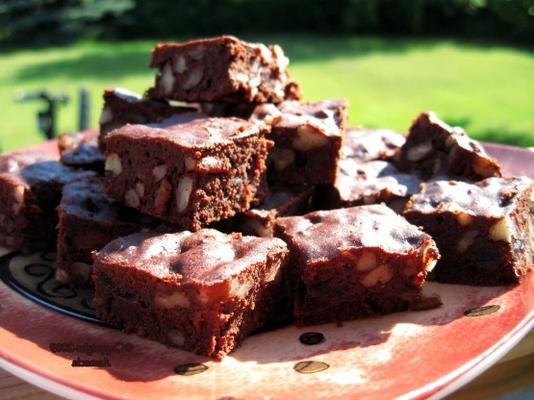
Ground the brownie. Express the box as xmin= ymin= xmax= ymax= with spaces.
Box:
xmin=98 ymin=87 xmax=197 ymax=150
xmin=274 ymin=205 xmax=440 ymax=325
xmin=395 ymin=111 xmax=502 ymax=180
xmin=93 ymin=229 xmax=289 ymax=359
xmin=343 ymin=127 xmax=405 ymax=162
xmin=103 ymin=114 xmax=271 ymax=230
xmin=404 ymin=177 xmax=533 ymax=285
xmin=218 ymin=185 xmax=316 ymax=237
xmin=198 ymin=102 xmax=258 ymax=119
xmin=321 ymin=159 xmax=422 ymax=213
xmin=0 ymin=151 xmax=91 ymax=252
xmin=58 ymin=130 xmax=104 ymax=173
xmin=252 ymin=99 xmax=347 ymax=185
xmin=148 ymin=36 xmax=301 ymax=103
xmin=56 ymin=176 xmax=164 ymax=287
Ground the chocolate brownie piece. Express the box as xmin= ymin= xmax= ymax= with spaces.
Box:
xmin=148 ymin=36 xmax=301 ymax=103
xmin=0 ymin=151 xmax=91 ymax=252
xmin=343 ymin=127 xmax=405 ymax=162
xmin=56 ymin=176 xmax=164 ymax=287
xmin=395 ymin=111 xmax=502 ymax=180
xmin=321 ymin=159 xmax=422 ymax=213
xmin=104 ymin=115 xmax=271 ymax=230
xmin=198 ymin=102 xmax=258 ymax=119
xmin=404 ymin=177 xmax=533 ymax=285
xmin=252 ymin=99 xmax=347 ymax=185
xmin=220 ymin=185 xmax=316 ymax=237
xmin=58 ymin=130 xmax=104 ymax=173
xmin=274 ymin=205 xmax=440 ymax=325
xmin=98 ymin=88 xmax=197 ymax=150
xmin=93 ymin=229 xmax=289 ymax=359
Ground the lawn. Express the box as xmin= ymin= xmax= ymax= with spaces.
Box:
xmin=1 ymin=35 xmax=533 ymax=151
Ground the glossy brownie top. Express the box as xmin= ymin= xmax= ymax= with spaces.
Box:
xmin=343 ymin=128 xmax=405 ymax=161
xmin=405 ymin=176 xmax=533 ymax=217
xmin=252 ymin=99 xmax=347 ymax=138
xmin=150 ymin=35 xmax=288 ymax=70
xmin=276 ymin=204 xmax=432 ymax=262
xmin=336 ymin=159 xmax=421 ymax=200
xmin=96 ymin=229 xmax=287 ymax=284
xmin=58 ymin=131 xmax=104 ymax=166
xmin=0 ymin=150 xmax=88 ymax=187
xmin=60 ymin=176 xmax=159 ymax=225
xmin=106 ymin=114 xmax=265 ymax=148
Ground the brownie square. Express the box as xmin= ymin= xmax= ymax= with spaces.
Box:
xmin=56 ymin=176 xmax=164 ymax=287
xmin=404 ymin=177 xmax=533 ymax=285
xmin=252 ymin=99 xmax=347 ymax=185
xmin=93 ymin=229 xmax=289 ymax=359
xmin=0 ymin=151 xmax=91 ymax=252
xmin=274 ymin=205 xmax=440 ymax=325
xmin=58 ymin=130 xmax=104 ymax=173
xmin=148 ymin=35 xmax=301 ymax=103
xmin=103 ymin=114 xmax=271 ymax=230
xmin=395 ymin=111 xmax=502 ymax=180
xmin=321 ymin=159 xmax=422 ymax=213
xmin=98 ymin=87 xmax=197 ymax=150
xmin=218 ymin=185 xmax=316 ymax=237
xmin=343 ymin=127 xmax=405 ymax=162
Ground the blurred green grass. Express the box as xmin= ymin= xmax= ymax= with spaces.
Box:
xmin=1 ymin=35 xmax=533 ymax=151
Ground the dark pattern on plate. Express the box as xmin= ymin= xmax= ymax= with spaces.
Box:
xmin=293 ymin=361 xmax=330 ymax=374
xmin=299 ymin=332 xmax=325 ymax=345
xmin=174 ymin=363 xmax=209 ymax=376
xmin=0 ymin=251 xmax=104 ymax=325
xmin=464 ymin=304 xmax=501 ymax=317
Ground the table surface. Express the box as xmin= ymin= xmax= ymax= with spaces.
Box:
xmin=1 ymin=330 xmax=532 ymax=399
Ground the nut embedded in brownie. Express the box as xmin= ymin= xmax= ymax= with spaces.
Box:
xmin=148 ymin=36 xmax=301 ymax=103
xmin=320 ymin=159 xmax=422 ymax=213
xmin=0 ymin=151 xmax=92 ymax=252
xmin=93 ymin=229 xmax=289 ymax=359
xmin=343 ymin=127 xmax=406 ymax=162
xmin=98 ymin=87 xmax=197 ymax=150
xmin=404 ymin=177 xmax=533 ymax=285
xmin=274 ymin=205 xmax=440 ymax=325
xmin=103 ymin=114 xmax=271 ymax=230
xmin=394 ymin=111 xmax=502 ymax=180
xmin=58 ymin=130 xmax=105 ymax=173
xmin=252 ymin=99 xmax=348 ymax=185
xmin=56 ymin=175 xmax=165 ymax=287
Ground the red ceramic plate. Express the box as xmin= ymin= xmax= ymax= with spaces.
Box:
xmin=0 ymin=140 xmax=533 ymax=400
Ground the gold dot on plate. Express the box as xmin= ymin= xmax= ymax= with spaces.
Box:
xmin=174 ymin=362 xmax=208 ymax=376
xmin=464 ymin=304 xmax=500 ymax=317
xmin=294 ymin=361 xmax=330 ymax=374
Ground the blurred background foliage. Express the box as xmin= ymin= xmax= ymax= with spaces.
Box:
xmin=1 ymin=0 xmax=534 ymax=45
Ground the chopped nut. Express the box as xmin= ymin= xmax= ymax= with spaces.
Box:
xmin=176 ymin=176 xmax=194 ymax=213
xmin=152 ymin=164 xmax=167 ymax=182
xmin=55 ymin=268 xmax=69 ymax=284
xmin=160 ymin=62 xmax=175 ymax=95
xmin=361 ymin=264 xmax=393 ymax=287
xmin=154 ymin=180 xmax=172 ymax=215
xmin=182 ymin=67 xmax=203 ymax=90
xmin=489 ymin=219 xmax=512 ymax=243
xmin=135 ymin=182 xmax=145 ymax=198
xmin=406 ymin=141 xmax=433 ymax=162
xmin=105 ymin=153 xmax=122 ymax=176
xmin=155 ymin=290 xmax=190 ymax=309
xmin=198 ymin=156 xmax=226 ymax=173
xmin=456 ymin=230 xmax=478 ymax=252
xmin=99 ymin=106 xmax=113 ymax=125
xmin=125 ymin=189 xmax=140 ymax=208
xmin=14 ymin=185 xmax=25 ymax=203
xmin=269 ymin=148 xmax=295 ymax=171
xmin=293 ymin=125 xmax=329 ymax=151
xmin=234 ymin=72 xmax=250 ymax=84
xmin=355 ymin=251 xmax=377 ymax=272
xmin=473 ymin=158 xmax=499 ymax=178
xmin=245 ymin=219 xmax=272 ymax=237
xmin=174 ymin=55 xmax=187 ymax=74
xmin=456 ymin=212 xmax=474 ymax=226
xmin=228 ymin=279 xmax=253 ymax=298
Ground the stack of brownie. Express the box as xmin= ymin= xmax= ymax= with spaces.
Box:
xmin=2 ymin=35 xmax=532 ymax=360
